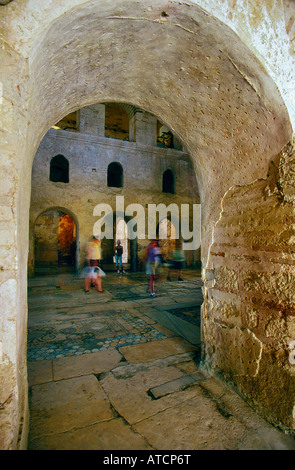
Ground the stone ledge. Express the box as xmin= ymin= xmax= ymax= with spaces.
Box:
xmin=148 ymin=371 xmax=205 ymax=400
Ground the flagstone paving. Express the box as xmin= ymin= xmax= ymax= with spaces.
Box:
xmin=27 ymin=267 xmax=295 ymax=451
xmin=27 ymin=269 xmax=202 ymax=362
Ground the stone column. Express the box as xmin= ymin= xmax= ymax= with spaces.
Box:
xmin=79 ymin=103 xmax=105 ymax=136
xmin=135 ymin=111 xmax=157 ymax=147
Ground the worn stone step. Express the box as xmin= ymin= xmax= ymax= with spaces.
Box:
xmin=111 ymin=351 xmax=198 ymax=379
xmin=148 ymin=371 xmax=205 ymax=399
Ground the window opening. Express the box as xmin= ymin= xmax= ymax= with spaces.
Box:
xmin=105 ymin=103 xmax=129 ymax=140
xmin=162 ymin=169 xmax=175 ymax=194
xmin=50 ymin=155 xmax=69 ymax=183
xmin=157 ymin=122 xmax=173 ymax=148
xmin=107 ymin=162 xmax=123 ymax=188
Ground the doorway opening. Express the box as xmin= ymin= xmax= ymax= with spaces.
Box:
xmin=114 ymin=218 xmax=128 ymax=264
xmin=34 ymin=209 xmax=78 ymax=274
xmin=58 ymin=214 xmax=76 ymax=267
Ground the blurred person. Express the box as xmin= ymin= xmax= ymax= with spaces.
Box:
xmin=84 ymin=266 xmax=105 ymax=293
xmin=85 ymin=235 xmax=103 ymax=288
xmin=144 ymin=239 xmax=161 ymax=297
xmin=167 ymin=239 xmax=185 ymax=281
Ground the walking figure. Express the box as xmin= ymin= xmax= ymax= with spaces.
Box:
xmin=167 ymin=239 xmax=185 ymax=281
xmin=84 ymin=266 xmax=104 ymax=293
xmin=84 ymin=235 xmax=105 ymax=292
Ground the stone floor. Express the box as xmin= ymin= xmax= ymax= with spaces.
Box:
xmin=27 ymin=267 xmax=295 ymax=451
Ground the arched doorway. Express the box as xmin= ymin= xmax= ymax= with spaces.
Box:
xmin=34 ymin=209 xmax=78 ymax=273
xmin=58 ymin=214 xmax=76 ymax=267
xmin=115 ymin=218 xmax=128 ymax=264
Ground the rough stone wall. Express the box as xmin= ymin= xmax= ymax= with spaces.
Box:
xmin=0 ymin=13 xmax=31 ymax=450
xmin=202 ymin=140 xmax=295 ymax=432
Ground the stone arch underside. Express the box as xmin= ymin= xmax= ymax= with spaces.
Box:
xmin=0 ymin=0 xmax=294 ymax=449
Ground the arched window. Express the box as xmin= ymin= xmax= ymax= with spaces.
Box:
xmin=107 ymin=162 xmax=123 ymax=188
xmin=162 ymin=169 xmax=175 ymax=194
xmin=50 ymin=155 xmax=69 ymax=183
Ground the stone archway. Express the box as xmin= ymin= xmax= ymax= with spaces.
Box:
xmin=0 ymin=0 xmax=294 ymax=449
xmin=32 ymin=208 xmax=79 ymax=274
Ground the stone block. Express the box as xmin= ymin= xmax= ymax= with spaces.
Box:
xmin=29 ymin=375 xmax=114 ymax=440
xmin=148 ymin=374 xmax=200 ymax=399
xmin=52 ymin=349 xmax=122 ymax=380
xmin=29 ymin=417 xmax=152 ymax=450
xmin=213 ymin=325 xmax=263 ymax=378
xmin=119 ymin=337 xmax=196 ymax=364
xmin=27 ymin=360 xmax=53 ymax=386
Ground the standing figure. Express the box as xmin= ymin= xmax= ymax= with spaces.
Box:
xmin=167 ymin=239 xmax=185 ymax=281
xmin=115 ymin=240 xmax=125 ymax=274
xmin=145 ymin=239 xmax=161 ymax=297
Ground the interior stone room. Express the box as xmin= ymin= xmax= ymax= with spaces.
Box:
xmin=29 ymin=103 xmax=200 ymax=275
